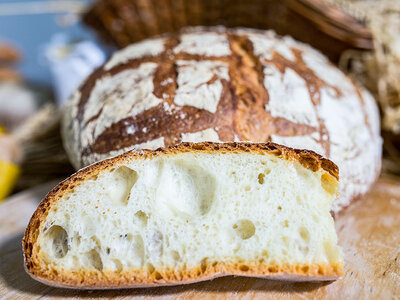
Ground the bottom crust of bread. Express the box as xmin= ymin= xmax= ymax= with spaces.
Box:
xmin=26 ymin=261 xmax=343 ymax=289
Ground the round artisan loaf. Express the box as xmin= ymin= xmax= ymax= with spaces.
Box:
xmin=62 ymin=26 xmax=382 ymax=213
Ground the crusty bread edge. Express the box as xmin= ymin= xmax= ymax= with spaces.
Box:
xmin=25 ymin=264 xmax=342 ymax=290
xmin=22 ymin=142 xmax=341 ymax=289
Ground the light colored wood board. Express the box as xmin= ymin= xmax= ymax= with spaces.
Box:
xmin=0 ymin=177 xmax=399 ymax=299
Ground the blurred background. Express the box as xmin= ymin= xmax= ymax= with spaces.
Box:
xmin=0 ymin=0 xmax=106 ymax=198
xmin=0 ymin=0 xmax=399 ymax=201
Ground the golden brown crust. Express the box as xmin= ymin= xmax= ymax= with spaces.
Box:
xmin=26 ymin=261 xmax=343 ymax=289
xmin=23 ymin=142 xmax=339 ymax=288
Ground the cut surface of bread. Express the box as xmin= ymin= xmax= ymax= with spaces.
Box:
xmin=23 ymin=142 xmax=343 ymax=289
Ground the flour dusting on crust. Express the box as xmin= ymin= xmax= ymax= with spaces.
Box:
xmin=81 ymin=63 xmax=161 ymax=149
xmin=174 ymin=60 xmax=229 ymax=113
xmin=62 ymin=27 xmax=382 ymax=213
xmin=181 ymin=128 xmax=221 ymax=143
xmin=173 ymin=32 xmax=231 ymax=56
xmin=105 ymin=38 xmax=166 ymax=70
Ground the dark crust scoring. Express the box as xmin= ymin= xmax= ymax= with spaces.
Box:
xmin=22 ymin=142 xmax=339 ymax=289
xmin=68 ymin=27 xmax=375 ymax=168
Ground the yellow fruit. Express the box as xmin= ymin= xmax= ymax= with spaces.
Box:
xmin=0 ymin=160 xmax=20 ymax=201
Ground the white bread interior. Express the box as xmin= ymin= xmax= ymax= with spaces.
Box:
xmin=24 ymin=143 xmax=343 ymax=288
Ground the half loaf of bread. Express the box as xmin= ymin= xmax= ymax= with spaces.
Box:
xmin=23 ymin=142 xmax=343 ymax=289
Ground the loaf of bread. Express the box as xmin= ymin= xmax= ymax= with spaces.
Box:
xmin=23 ymin=142 xmax=343 ymax=288
xmin=62 ymin=27 xmax=382 ymax=213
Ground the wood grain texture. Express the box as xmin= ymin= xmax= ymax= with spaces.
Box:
xmin=0 ymin=177 xmax=399 ymax=299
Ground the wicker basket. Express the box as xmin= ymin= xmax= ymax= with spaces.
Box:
xmin=83 ymin=0 xmax=372 ymax=62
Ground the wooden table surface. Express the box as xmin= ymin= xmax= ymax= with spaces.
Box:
xmin=0 ymin=177 xmax=399 ymax=299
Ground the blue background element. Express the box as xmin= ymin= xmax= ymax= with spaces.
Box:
xmin=0 ymin=0 xmax=109 ymax=86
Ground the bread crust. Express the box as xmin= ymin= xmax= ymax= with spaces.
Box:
xmin=23 ymin=142 xmax=340 ymax=289
xmin=26 ymin=261 xmax=343 ymax=290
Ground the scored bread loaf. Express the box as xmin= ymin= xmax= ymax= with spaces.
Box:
xmin=23 ymin=142 xmax=343 ymax=289
xmin=62 ymin=26 xmax=381 ymax=213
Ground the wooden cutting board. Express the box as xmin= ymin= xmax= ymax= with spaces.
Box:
xmin=0 ymin=177 xmax=399 ymax=299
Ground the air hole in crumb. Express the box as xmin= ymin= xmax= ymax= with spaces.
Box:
xmin=171 ymin=250 xmax=180 ymax=261
xmin=156 ymin=160 xmax=216 ymax=217
xmin=46 ymin=225 xmax=68 ymax=259
xmin=87 ymin=249 xmax=103 ymax=271
xmin=91 ymin=236 xmax=101 ymax=248
xmin=321 ymin=173 xmax=338 ymax=195
xmin=147 ymin=263 xmax=155 ymax=273
xmin=245 ymin=186 xmax=251 ymax=191
xmin=299 ymin=226 xmax=310 ymax=242
xmin=108 ymin=166 xmax=138 ymax=206
xmin=134 ymin=210 xmax=148 ymax=226
xmin=302 ymin=246 xmax=310 ymax=256
xmin=154 ymin=271 xmax=163 ymax=280
xmin=127 ymin=234 xmax=145 ymax=265
xmin=284 ymin=220 xmax=289 ymax=227
xmin=201 ymin=258 xmax=208 ymax=273
xmin=277 ymin=206 xmax=282 ymax=211
xmin=239 ymin=265 xmax=249 ymax=271
xmin=265 ymin=168 xmax=271 ymax=175
xmin=112 ymin=259 xmax=123 ymax=272
xmin=148 ymin=230 xmax=163 ymax=257
xmin=262 ymin=250 xmax=269 ymax=258
xmin=258 ymin=173 xmax=265 ymax=184
xmin=282 ymin=236 xmax=289 ymax=247
xmin=233 ymin=219 xmax=255 ymax=240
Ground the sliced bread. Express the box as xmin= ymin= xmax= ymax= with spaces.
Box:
xmin=23 ymin=142 xmax=343 ymax=289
